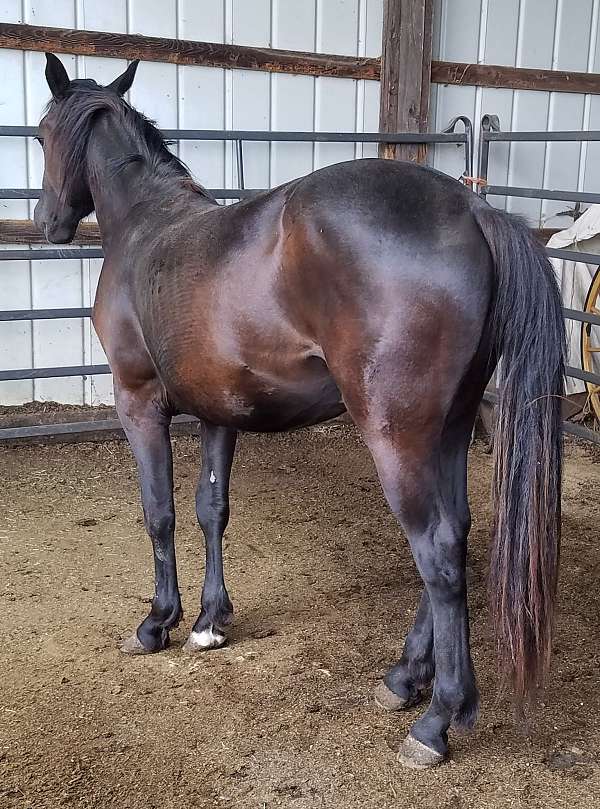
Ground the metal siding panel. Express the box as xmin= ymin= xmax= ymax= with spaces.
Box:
xmin=271 ymin=75 xmax=315 ymax=184
xmin=479 ymin=2 xmax=519 ymax=209
xmin=507 ymin=90 xmax=551 ymax=223
xmin=231 ymin=2 xmax=271 ymax=189
xmin=272 ymin=0 xmax=316 ymax=50
xmin=578 ymin=0 xmax=600 ymax=197
xmin=179 ymin=66 xmax=227 ymax=187
xmin=484 ymin=0 xmax=519 ymax=65
xmin=24 ymin=0 xmax=75 ymax=26
xmin=318 ymin=0 xmax=360 ymax=56
xmin=437 ymin=0 xmax=482 ymax=62
xmin=541 ymin=1 xmax=593 ymax=225
xmin=315 ymin=0 xmax=359 ymax=168
xmin=271 ymin=0 xmax=316 ymax=185
xmin=518 ymin=0 xmax=558 ymax=69
xmin=433 ymin=0 xmax=480 ymax=175
xmin=32 ymin=261 xmax=84 ymax=403
xmin=504 ymin=0 xmax=558 ymax=222
xmin=0 ymin=1 xmax=23 ymax=21
xmin=233 ymin=0 xmax=271 ymax=46
xmin=360 ymin=0 xmax=382 ymax=156
xmin=0 ymin=258 xmax=33 ymax=404
xmin=128 ymin=1 xmax=177 ymax=127
xmin=178 ymin=2 xmax=226 ymax=192
xmin=364 ymin=0 xmax=383 ymax=57
xmin=79 ymin=0 xmax=127 ymax=32
xmin=542 ymin=95 xmax=587 ymax=227
xmin=480 ymin=87 xmax=514 ymax=209
xmin=554 ymin=0 xmax=594 ymax=72
xmin=434 ymin=85 xmax=477 ymax=177
xmin=361 ymin=79 xmax=380 ymax=158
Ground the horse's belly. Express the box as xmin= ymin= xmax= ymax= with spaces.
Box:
xmin=169 ymin=358 xmax=345 ymax=432
xmin=233 ymin=377 xmax=346 ymax=432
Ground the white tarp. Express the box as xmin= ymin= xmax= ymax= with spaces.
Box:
xmin=547 ymin=206 xmax=600 ymax=395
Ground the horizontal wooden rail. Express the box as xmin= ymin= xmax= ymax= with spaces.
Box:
xmin=0 ymin=219 xmax=556 ymax=247
xmin=0 ymin=219 xmax=100 ymax=245
xmin=432 ymin=61 xmax=600 ymax=95
xmin=0 ymin=22 xmax=380 ymax=81
xmin=2 ymin=23 xmax=600 ymax=95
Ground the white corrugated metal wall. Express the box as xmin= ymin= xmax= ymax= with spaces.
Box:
xmin=432 ymin=0 xmax=600 ymax=227
xmin=0 ymin=0 xmax=384 ymax=406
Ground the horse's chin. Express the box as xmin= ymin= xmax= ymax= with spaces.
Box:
xmin=46 ymin=225 xmax=77 ymax=245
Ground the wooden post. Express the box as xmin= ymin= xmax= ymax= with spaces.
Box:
xmin=378 ymin=0 xmax=433 ymax=162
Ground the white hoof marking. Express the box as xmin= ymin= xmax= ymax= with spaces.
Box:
xmin=187 ymin=625 xmax=226 ymax=650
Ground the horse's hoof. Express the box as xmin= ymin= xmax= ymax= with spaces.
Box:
xmin=120 ymin=632 xmax=155 ymax=655
xmin=396 ymin=735 xmax=445 ymax=769
xmin=183 ymin=626 xmax=227 ymax=653
xmin=374 ymin=681 xmax=408 ymax=711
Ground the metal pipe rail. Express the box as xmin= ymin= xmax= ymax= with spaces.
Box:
xmin=0 ymin=124 xmax=469 ymax=143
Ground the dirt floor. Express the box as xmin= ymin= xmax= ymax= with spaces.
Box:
xmin=1 ymin=424 xmax=599 ymax=809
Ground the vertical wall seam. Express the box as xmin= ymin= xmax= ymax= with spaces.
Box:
xmin=313 ymin=0 xmax=322 ymax=169
xmin=433 ymin=0 xmax=449 ymax=168
xmin=472 ymin=0 xmax=489 ymax=188
xmin=21 ymin=0 xmax=34 ymax=401
xmin=175 ymin=0 xmax=181 ymax=161
xmin=540 ymin=0 xmax=562 ymax=224
xmin=506 ymin=0 xmax=525 ymax=214
xmin=75 ymin=0 xmax=86 ymax=403
xmin=355 ymin=0 xmax=367 ymax=159
xmin=578 ymin=0 xmax=600 ymax=192
xmin=268 ymin=0 xmax=274 ymax=188
xmin=224 ymin=0 xmax=234 ymax=190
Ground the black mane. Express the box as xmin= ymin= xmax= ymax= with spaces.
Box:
xmin=47 ymin=83 xmax=216 ymax=204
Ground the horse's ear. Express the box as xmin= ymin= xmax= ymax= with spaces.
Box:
xmin=45 ymin=53 xmax=70 ymax=99
xmin=107 ymin=60 xmax=140 ymax=96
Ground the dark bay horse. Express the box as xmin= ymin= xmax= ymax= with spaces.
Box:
xmin=34 ymin=54 xmax=564 ymax=768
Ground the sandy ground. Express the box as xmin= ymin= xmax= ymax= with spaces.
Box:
xmin=1 ymin=424 xmax=599 ymax=808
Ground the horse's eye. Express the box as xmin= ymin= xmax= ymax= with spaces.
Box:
xmin=34 ymin=136 xmax=44 ymax=147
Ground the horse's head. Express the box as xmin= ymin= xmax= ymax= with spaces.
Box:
xmin=34 ymin=53 xmax=139 ymax=243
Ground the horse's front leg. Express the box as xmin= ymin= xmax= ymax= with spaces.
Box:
xmin=184 ymin=422 xmax=237 ymax=652
xmin=116 ymin=381 xmax=182 ymax=654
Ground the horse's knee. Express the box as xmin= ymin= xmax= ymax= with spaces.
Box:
xmin=145 ymin=510 xmax=175 ymax=541
xmin=196 ymin=489 xmax=229 ymax=537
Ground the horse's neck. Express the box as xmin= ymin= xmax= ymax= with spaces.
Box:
xmin=86 ymin=123 xmax=201 ymax=245
xmin=86 ymin=126 xmax=146 ymax=241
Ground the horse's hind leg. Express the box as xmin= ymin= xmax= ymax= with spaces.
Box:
xmin=184 ymin=422 xmax=237 ymax=652
xmin=115 ymin=382 xmax=182 ymax=654
xmin=355 ymin=410 xmax=477 ymax=767
xmin=374 ymin=590 xmax=434 ymax=711
xmin=374 ymin=419 xmax=473 ymax=715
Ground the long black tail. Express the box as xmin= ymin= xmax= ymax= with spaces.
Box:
xmin=473 ymin=204 xmax=565 ymax=702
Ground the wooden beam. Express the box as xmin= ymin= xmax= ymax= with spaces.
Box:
xmin=432 ymin=61 xmax=600 ymax=95
xmin=0 ymin=22 xmax=380 ymax=81
xmin=0 ymin=219 xmax=559 ymax=247
xmin=379 ymin=0 xmax=433 ymax=162
xmin=3 ymin=23 xmax=600 ymax=96
xmin=0 ymin=219 xmax=101 ymax=245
